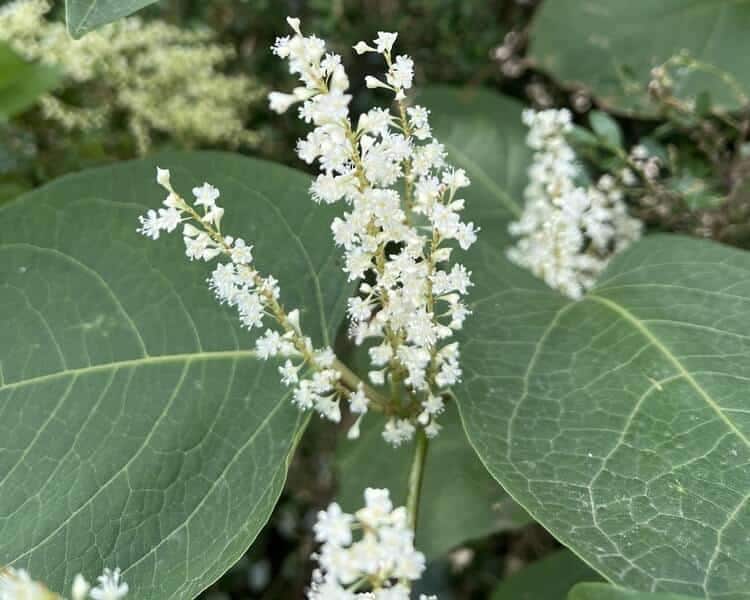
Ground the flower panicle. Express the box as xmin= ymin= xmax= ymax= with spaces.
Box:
xmin=269 ymin=18 xmax=478 ymax=446
xmin=507 ymin=108 xmax=642 ymax=299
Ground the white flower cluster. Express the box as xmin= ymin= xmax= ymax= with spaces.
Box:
xmin=0 ymin=566 xmax=128 ymax=600
xmin=270 ymin=18 xmax=477 ymax=444
xmin=138 ymin=168 xmax=356 ymax=423
xmin=0 ymin=0 xmax=261 ymax=154
xmin=308 ymin=488 xmax=436 ymax=600
xmin=507 ymin=109 xmax=642 ymax=299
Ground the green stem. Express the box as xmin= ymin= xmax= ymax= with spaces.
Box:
xmin=406 ymin=428 xmax=429 ymax=532
xmin=333 ymin=358 xmax=389 ymax=409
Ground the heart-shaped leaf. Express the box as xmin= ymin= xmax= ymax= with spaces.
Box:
xmin=66 ymin=0 xmax=159 ymax=38
xmin=424 ymin=85 xmax=750 ymax=597
xmin=529 ymin=0 xmax=750 ymax=116
xmin=0 ymin=152 xmax=351 ymax=598
xmin=459 ymin=233 xmax=750 ymax=597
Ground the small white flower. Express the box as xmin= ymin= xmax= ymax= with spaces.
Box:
xmin=365 ymin=75 xmax=391 ymax=90
xmin=387 ymin=55 xmax=414 ymax=90
xmin=349 ymin=385 xmax=368 ymax=414
xmin=286 ymin=16 xmax=302 ymax=33
xmin=424 ymin=420 xmax=441 ymax=438
xmin=374 ymin=31 xmax=398 ymax=54
xmin=255 ymin=330 xmax=282 ymax=358
xmin=90 ymin=568 xmax=129 ymax=600
xmin=230 ymin=238 xmax=253 ymax=264
xmin=72 ymin=574 xmax=91 ymax=600
xmin=382 ymin=418 xmax=415 ymax=447
xmin=0 ymin=568 xmax=51 ymax=600
xmin=314 ymin=502 xmax=354 ymax=546
xmin=159 ymin=207 xmax=182 ymax=232
xmin=136 ymin=209 xmax=162 ymax=240
xmin=192 ymin=182 xmax=220 ymax=208
xmin=268 ymin=91 xmax=298 ymax=114
xmin=279 ymin=359 xmax=300 ymax=386
xmin=347 ymin=415 xmax=364 ymax=440
xmin=353 ymin=40 xmax=375 ymax=55
xmin=315 ymin=347 xmax=336 ymax=367
xmin=156 ymin=167 xmax=171 ymax=189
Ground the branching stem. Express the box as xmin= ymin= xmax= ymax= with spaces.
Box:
xmin=333 ymin=358 xmax=389 ymax=409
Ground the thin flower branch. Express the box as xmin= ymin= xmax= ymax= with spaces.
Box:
xmin=137 ymin=168 xmax=383 ymax=422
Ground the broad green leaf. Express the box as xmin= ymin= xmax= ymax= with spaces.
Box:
xmin=65 ymin=0 xmax=159 ymax=38
xmin=458 ymin=233 xmax=750 ymax=598
xmin=424 ymin=85 xmax=750 ymax=597
xmin=529 ymin=0 xmax=750 ymax=116
xmin=492 ymin=549 xmax=602 ymax=600
xmin=569 ymin=583 xmax=700 ymax=600
xmin=0 ymin=152 xmax=352 ymax=598
xmin=0 ymin=43 xmax=60 ymax=119
xmin=337 ymin=402 xmax=530 ymax=559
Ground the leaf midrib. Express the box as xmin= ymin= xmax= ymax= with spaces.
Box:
xmin=587 ymin=293 xmax=750 ymax=449
xmin=0 ymin=349 xmax=258 ymax=392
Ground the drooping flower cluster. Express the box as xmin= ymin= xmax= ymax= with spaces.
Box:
xmin=308 ymin=488 xmax=436 ymax=599
xmin=0 ymin=566 xmax=128 ymax=600
xmin=507 ymin=108 xmax=642 ymax=299
xmin=0 ymin=0 xmax=262 ymax=154
xmin=137 ymin=168 xmax=362 ymax=423
xmin=270 ymin=19 xmax=477 ymax=444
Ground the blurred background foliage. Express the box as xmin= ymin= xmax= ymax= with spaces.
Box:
xmin=5 ymin=0 xmax=750 ymax=597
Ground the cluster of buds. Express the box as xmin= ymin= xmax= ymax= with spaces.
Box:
xmin=648 ymin=64 xmax=675 ymax=101
xmin=628 ymin=144 xmax=661 ymax=183
xmin=269 ymin=18 xmax=478 ymax=445
xmin=491 ymin=30 xmax=526 ymax=79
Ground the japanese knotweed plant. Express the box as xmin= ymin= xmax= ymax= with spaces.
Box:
xmin=4 ymin=13 xmax=750 ymax=600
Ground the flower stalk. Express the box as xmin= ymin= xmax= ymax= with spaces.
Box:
xmin=406 ymin=428 xmax=429 ymax=532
